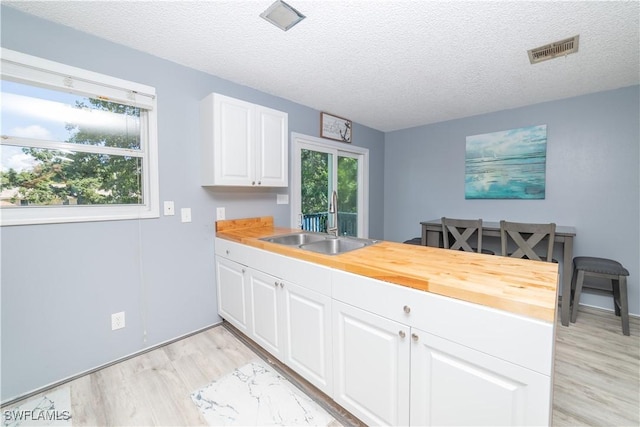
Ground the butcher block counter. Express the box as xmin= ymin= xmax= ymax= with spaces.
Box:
xmin=216 ymin=216 xmax=559 ymax=323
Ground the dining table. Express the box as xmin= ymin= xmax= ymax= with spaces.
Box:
xmin=420 ymin=219 xmax=577 ymax=326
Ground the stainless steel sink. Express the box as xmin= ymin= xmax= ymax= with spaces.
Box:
xmin=261 ymin=232 xmax=379 ymax=255
xmin=260 ymin=232 xmax=328 ymax=246
xmin=300 ymin=238 xmax=365 ymax=255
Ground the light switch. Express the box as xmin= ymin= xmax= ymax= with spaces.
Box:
xmin=181 ymin=208 xmax=192 ymax=223
xmin=163 ymin=201 xmax=175 ymax=216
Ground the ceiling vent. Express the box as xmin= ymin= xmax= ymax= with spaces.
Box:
xmin=528 ymin=35 xmax=580 ymax=64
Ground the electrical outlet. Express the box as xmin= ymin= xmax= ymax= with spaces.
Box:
xmin=277 ymin=194 xmax=289 ymax=205
xmin=163 ymin=201 xmax=175 ymax=216
xmin=216 ymin=207 xmax=225 ymax=220
xmin=111 ymin=312 xmax=125 ymax=330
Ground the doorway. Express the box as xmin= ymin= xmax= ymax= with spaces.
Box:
xmin=291 ymin=133 xmax=369 ymax=237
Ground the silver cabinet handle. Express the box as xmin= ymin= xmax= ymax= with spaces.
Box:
xmin=226 ymin=249 xmax=230 ymax=255
xmin=241 ymin=268 xmax=245 ymax=273
xmin=403 ymin=305 xmax=411 ymax=314
xmin=412 ymin=333 xmax=419 ymax=341
xmin=280 ymin=282 xmax=284 ymax=288
xmin=274 ymin=281 xmax=279 ymax=287
xmin=258 ymin=181 xmax=262 ymax=185
xmin=398 ymin=330 xmax=406 ymax=338
xmin=252 ymin=181 xmax=256 ymax=185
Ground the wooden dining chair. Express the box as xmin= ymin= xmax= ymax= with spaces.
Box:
xmin=500 ymin=220 xmax=556 ymax=262
xmin=441 ymin=217 xmax=494 ymax=254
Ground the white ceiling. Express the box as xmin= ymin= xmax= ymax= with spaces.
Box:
xmin=5 ymin=1 xmax=639 ymax=132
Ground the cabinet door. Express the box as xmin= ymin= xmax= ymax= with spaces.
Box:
xmin=213 ymin=94 xmax=255 ymax=185
xmin=332 ymin=300 xmax=410 ymax=426
xmin=410 ymin=328 xmax=551 ymax=426
xmin=248 ymin=269 xmax=284 ymax=361
xmin=215 ymin=257 xmax=251 ymax=334
xmin=255 ymin=105 xmax=288 ymax=187
xmin=282 ymin=281 xmax=333 ymax=395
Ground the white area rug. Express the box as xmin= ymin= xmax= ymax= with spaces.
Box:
xmin=2 ymin=387 xmax=72 ymax=427
xmin=191 ymin=360 xmax=335 ymax=426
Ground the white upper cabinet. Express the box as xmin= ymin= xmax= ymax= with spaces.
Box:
xmin=200 ymin=93 xmax=288 ymax=187
xmin=255 ymin=106 xmax=289 ymax=186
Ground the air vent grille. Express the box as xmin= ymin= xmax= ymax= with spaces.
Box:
xmin=528 ymin=35 xmax=580 ymax=64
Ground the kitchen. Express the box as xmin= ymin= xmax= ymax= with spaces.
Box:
xmin=1 ymin=2 xmax=638 ymax=426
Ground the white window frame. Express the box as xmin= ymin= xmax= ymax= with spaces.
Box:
xmin=290 ymin=132 xmax=369 ymax=237
xmin=0 ymin=48 xmax=159 ymax=226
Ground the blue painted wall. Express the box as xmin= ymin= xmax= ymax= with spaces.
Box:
xmin=384 ymin=86 xmax=640 ymax=316
xmin=0 ymin=6 xmax=384 ymax=401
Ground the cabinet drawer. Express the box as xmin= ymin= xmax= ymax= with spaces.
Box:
xmin=409 ymin=292 xmax=555 ymax=376
xmin=215 ymin=238 xmax=255 ymax=266
xmin=332 ymin=269 xmax=424 ymax=326
xmin=251 ymin=249 xmax=332 ymax=296
xmin=215 ymin=238 xmax=331 ymax=296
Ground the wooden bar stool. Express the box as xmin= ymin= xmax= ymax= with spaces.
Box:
xmin=570 ymin=256 xmax=630 ymax=336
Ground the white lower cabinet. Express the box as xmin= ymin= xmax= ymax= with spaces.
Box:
xmin=216 ymin=249 xmax=333 ymax=396
xmin=282 ymin=280 xmax=333 ymax=393
xmin=248 ymin=268 xmax=333 ymax=394
xmin=332 ymin=300 xmax=410 ymax=426
xmin=216 ymin=241 xmax=554 ymax=426
xmin=410 ymin=328 xmax=551 ymax=426
xmin=332 ymin=269 xmax=553 ymax=426
xmin=248 ymin=268 xmax=284 ymax=360
xmin=215 ymin=256 xmax=251 ymax=335
xmin=332 ymin=298 xmax=551 ymax=427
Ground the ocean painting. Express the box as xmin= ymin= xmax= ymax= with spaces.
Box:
xmin=465 ymin=125 xmax=547 ymax=199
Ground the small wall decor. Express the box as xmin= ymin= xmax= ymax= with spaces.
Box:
xmin=465 ymin=124 xmax=547 ymax=199
xmin=321 ymin=112 xmax=352 ymax=143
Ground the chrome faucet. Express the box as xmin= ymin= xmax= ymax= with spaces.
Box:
xmin=327 ymin=190 xmax=338 ymax=237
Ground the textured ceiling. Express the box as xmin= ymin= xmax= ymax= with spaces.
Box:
xmin=5 ymin=1 xmax=639 ymax=132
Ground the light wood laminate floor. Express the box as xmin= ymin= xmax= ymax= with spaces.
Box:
xmin=3 ymin=305 xmax=639 ymax=426
xmin=552 ymin=305 xmax=639 ymax=426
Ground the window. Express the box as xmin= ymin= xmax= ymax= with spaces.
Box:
xmin=0 ymin=48 xmax=159 ymax=226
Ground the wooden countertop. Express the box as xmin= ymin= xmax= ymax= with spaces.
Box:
xmin=216 ymin=217 xmax=559 ymax=323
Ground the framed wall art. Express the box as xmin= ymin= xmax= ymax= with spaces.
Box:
xmin=320 ymin=112 xmax=352 ymax=143
xmin=465 ymin=124 xmax=547 ymax=199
